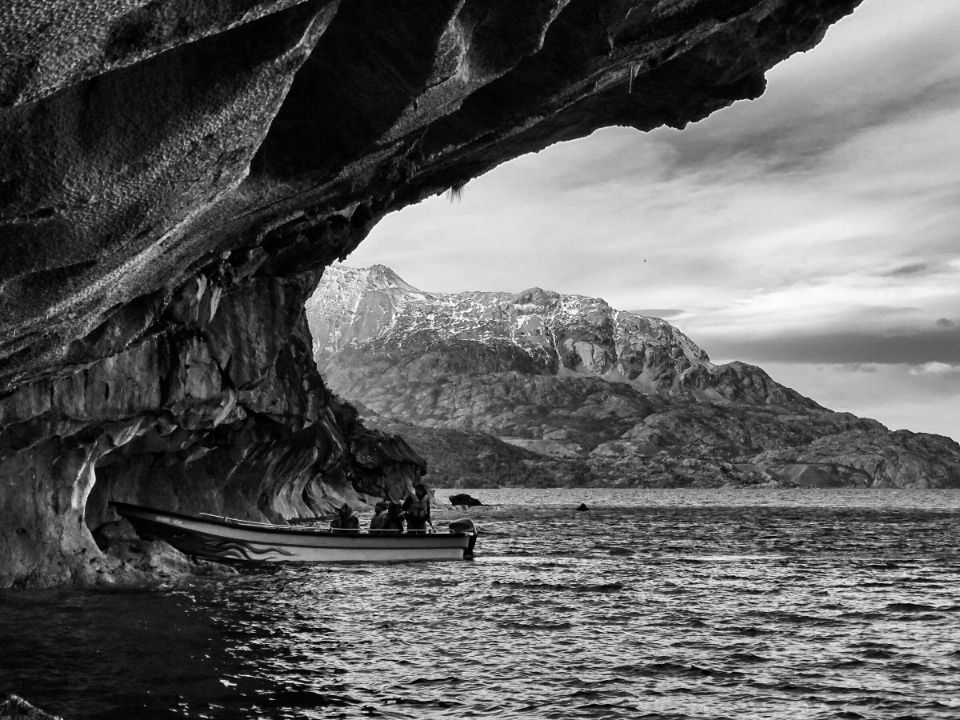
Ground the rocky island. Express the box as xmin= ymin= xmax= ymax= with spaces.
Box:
xmin=1 ymin=0 xmax=873 ymax=588
xmin=309 ymin=265 xmax=960 ymax=490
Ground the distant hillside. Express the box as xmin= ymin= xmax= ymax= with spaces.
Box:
xmin=307 ymin=265 xmax=960 ymax=489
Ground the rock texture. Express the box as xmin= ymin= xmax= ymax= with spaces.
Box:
xmin=1 ymin=1 xmax=865 ymax=587
xmin=0 ymin=694 xmax=63 ymax=720
xmin=309 ymin=265 xmax=960 ymax=489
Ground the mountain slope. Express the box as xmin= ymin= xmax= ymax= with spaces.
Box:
xmin=307 ymin=265 xmax=960 ymax=489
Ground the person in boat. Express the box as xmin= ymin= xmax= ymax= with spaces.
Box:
xmin=381 ymin=502 xmax=406 ymax=533
xmin=330 ymin=502 xmax=360 ymax=531
xmin=403 ymin=483 xmax=433 ymax=534
xmin=369 ymin=501 xmax=389 ymax=530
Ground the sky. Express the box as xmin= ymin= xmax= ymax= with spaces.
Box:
xmin=344 ymin=0 xmax=960 ymax=442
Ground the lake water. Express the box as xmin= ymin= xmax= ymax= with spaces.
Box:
xmin=3 ymin=488 xmax=960 ymax=719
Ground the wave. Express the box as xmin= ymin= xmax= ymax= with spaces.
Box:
xmin=892 ymin=613 xmax=945 ymax=622
xmin=861 ymin=649 xmax=896 ymax=659
xmin=612 ymin=661 xmax=743 ymax=679
xmin=490 ymin=580 xmax=625 ymax=593
xmin=502 ymin=621 xmax=573 ymax=631
xmin=745 ymin=610 xmax=846 ymax=626
xmin=406 ymin=675 xmax=465 ymax=686
xmin=883 ymin=602 xmax=939 ymax=612
xmin=726 ymin=652 xmax=769 ymax=663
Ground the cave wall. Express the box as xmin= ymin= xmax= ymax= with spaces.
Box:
xmin=1 ymin=0 xmax=863 ymax=587
xmin=0 ymin=249 xmax=422 ymax=587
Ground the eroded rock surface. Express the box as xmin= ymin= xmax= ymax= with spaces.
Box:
xmin=309 ymin=266 xmax=960 ymax=489
xmin=0 ymin=693 xmax=63 ymax=720
xmin=1 ymin=1 xmax=864 ymax=587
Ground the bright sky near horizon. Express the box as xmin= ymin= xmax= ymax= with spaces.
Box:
xmin=343 ymin=0 xmax=960 ymax=442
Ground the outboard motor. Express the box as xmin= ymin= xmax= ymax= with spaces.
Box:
xmin=448 ymin=518 xmax=478 ymax=558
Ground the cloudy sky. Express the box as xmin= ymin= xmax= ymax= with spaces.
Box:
xmin=345 ymin=0 xmax=960 ymax=442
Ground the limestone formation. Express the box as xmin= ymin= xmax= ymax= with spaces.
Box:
xmin=2 ymin=1 xmax=864 ymax=587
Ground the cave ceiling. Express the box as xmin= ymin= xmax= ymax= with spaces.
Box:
xmin=1 ymin=0 xmax=863 ymax=389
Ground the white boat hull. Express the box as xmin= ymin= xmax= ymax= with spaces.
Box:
xmin=111 ymin=502 xmax=476 ymax=563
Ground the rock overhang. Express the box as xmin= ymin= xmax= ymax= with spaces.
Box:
xmin=0 ymin=0 xmax=866 ymax=587
xmin=1 ymin=0 xmax=864 ymax=386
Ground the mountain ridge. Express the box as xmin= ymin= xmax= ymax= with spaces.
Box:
xmin=308 ymin=264 xmax=815 ymax=406
xmin=307 ymin=264 xmax=960 ymax=489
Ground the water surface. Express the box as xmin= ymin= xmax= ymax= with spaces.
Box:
xmin=3 ymin=488 xmax=959 ymax=719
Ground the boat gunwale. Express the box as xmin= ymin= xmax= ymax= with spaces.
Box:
xmin=109 ymin=500 xmax=473 ymax=542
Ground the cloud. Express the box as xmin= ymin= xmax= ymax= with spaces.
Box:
xmin=756 ymin=361 xmax=960 ymax=441
xmin=697 ymin=326 xmax=960 ymax=365
xmin=628 ymin=308 xmax=685 ymax=319
xmin=362 ymin=89 xmax=960 ymax=315
xmin=639 ymin=77 xmax=960 ymax=185
xmin=883 ymin=263 xmax=931 ymax=278
xmin=909 ymin=362 xmax=960 ymax=377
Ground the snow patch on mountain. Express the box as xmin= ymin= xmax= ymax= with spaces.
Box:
xmin=308 ymin=264 xmax=715 ymax=394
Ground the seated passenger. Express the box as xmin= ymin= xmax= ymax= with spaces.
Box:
xmin=403 ymin=483 xmax=433 ymax=533
xmin=369 ymin=500 xmax=389 ymax=530
xmin=381 ymin=502 xmax=406 ymax=533
xmin=330 ymin=502 xmax=359 ymax=531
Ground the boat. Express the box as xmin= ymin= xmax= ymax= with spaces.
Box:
xmin=111 ymin=501 xmax=477 ymax=563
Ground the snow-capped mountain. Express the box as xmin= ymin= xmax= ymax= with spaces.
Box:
xmin=306 ymin=265 xmax=960 ymax=489
xmin=308 ymin=264 xmax=808 ymax=405
xmin=310 ymin=265 xmax=707 ymax=372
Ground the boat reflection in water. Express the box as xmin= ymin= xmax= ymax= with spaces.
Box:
xmin=111 ymin=501 xmax=477 ymax=563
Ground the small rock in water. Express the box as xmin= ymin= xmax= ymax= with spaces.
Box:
xmin=608 ymin=547 xmax=635 ymax=556
xmin=449 ymin=493 xmax=483 ymax=507
xmin=576 ymin=503 xmax=589 ymax=512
